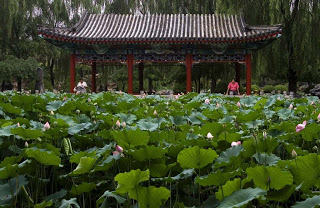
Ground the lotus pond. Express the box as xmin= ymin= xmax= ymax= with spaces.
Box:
xmin=1 ymin=92 xmax=320 ymax=208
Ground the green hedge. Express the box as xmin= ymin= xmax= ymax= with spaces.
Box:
xmin=263 ymin=85 xmax=275 ymax=93
xmin=275 ymin=85 xmax=288 ymax=93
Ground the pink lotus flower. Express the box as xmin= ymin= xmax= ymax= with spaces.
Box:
xmin=116 ymin=145 xmax=123 ymax=153
xmin=296 ymin=121 xmax=307 ymax=133
xmin=153 ymin=110 xmax=157 ymax=115
xmin=289 ymin=104 xmax=293 ymax=109
xmin=119 ymin=90 xmax=122 ymax=95
xmin=44 ymin=122 xmax=50 ymax=130
xmin=63 ymin=96 xmax=67 ymax=101
xmin=311 ymin=101 xmax=314 ymax=105
xmin=292 ymin=149 xmax=297 ymax=158
xmin=113 ymin=151 xmax=120 ymax=156
xmin=317 ymin=113 xmax=320 ymax=120
xmin=237 ymin=102 xmax=241 ymax=107
xmin=116 ymin=120 xmax=121 ymax=127
xmin=121 ymin=122 xmax=126 ymax=128
xmin=231 ymin=141 xmax=241 ymax=147
xmin=205 ymin=99 xmax=210 ymax=104
xmin=88 ymin=98 xmax=91 ymax=102
xmin=216 ymin=103 xmax=220 ymax=108
xmin=207 ymin=132 xmax=213 ymax=140
xmin=277 ymin=97 xmax=281 ymax=101
xmin=17 ymin=122 xmax=20 ymax=127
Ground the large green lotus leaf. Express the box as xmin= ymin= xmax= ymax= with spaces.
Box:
xmin=150 ymin=163 xmax=176 ymax=177
xmin=217 ymin=188 xmax=267 ymax=208
xmin=246 ymin=165 xmax=293 ymax=190
xmin=115 ymin=113 xmax=137 ymax=124
xmin=30 ymin=120 xmax=45 ymax=130
xmin=245 ymin=120 xmax=264 ymax=129
xmin=71 ymin=156 xmax=97 ymax=175
xmin=59 ymin=198 xmax=80 ymax=208
xmin=216 ymin=178 xmax=251 ymax=201
xmin=0 ymin=175 xmax=28 ymax=206
xmin=187 ymin=115 xmax=202 ymax=125
xmin=196 ymin=169 xmax=241 ymax=187
xmin=290 ymin=153 xmax=320 ymax=191
xmin=253 ymin=153 xmax=280 ymax=166
xmin=0 ymin=103 xmax=21 ymax=115
xmin=177 ymin=146 xmax=217 ymax=169
xmin=253 ymin=98 xmax=267 ymax=110
xmin=267 ymin=185 xmax=296 ymax=202
xmin=219 ymin=115 xmax=234 ymax=124
xmin=97 ymin=191 xmax=126 ymax=208
xmin=45 ymin=189 xmax=67 ymax=202
xmin=76 ymin=114 xmax=91 ymax=124
xmin=0 ymin=164 xmax=18 ymax=179
xmin=214 ymin=146 xmax=244 ymax=168
xmin=240 ymin=96 xmax=258 ymax=107
xmin=34 ymin=201 xmax=53 ymax=208
xmin=25 ymin=147 xmax=61 ymax=166
xmin=128 ymin=145 xmax=167 ymax=161
xmin=137 ymin=118 xmax=159 ymax=132
xmin=70 ymin=182 xmax=96 ymax=195
xmin=264 ymin=97 xmax=276 ymax=108
xmin=76 ymin=103 xmax=95 ymax=112
xmin=277 ymin=108 xmax=296 ymax=120
xmin=217 ymin=132 xmax=241 ymax=143
xmin=46 ymin=100 xmax=62 ymax=111
xmin=0 ymin=125 xmax=13 ymax=136
xmin=11 ymin=95 xmax=36 ymax=111
xmin=58 ymin=101 xmax=77 ymax=114
xmin=283 ymin=142 xmax=309 ymax=156
xmin=237 ymin=111 xmax=260 ymax=122
xmin=11 ymin=127 xmax=44 ymax=139
xmin=301 ymin=122 xmax=320 ymax=141
xmin=51 ymin=114 xmax=76 ymax=126
xmin=68 ymin=122 xmax=92 ymax=135
xmin=111 ymin=129 xmax=149 ymax=148
xmin=128 ymin=186 xmax=170 ymax=208
xmin=292 ymin=195 xmax=320 ymax=208
xmin=170 ymin=115 xmax=187 ymax=126
xmin=115 ymin=169 xmax=149 ymax=193
xmin=94 ymin=155 xmax=120 ymax=172
xmin=202 ymin=109 xmax=224 ymax=120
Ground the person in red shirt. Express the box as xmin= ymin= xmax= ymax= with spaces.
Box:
xmin=226 ymin=78 xmax=240 ymax=95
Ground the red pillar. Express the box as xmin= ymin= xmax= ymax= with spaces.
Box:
xmin=127 ymin=54 xmax=134 ymax=94
xmin=235 ymin=62 xmax=241 ymax=87
xmin=245 ymin=54 xmax=252 ymax=95
xmin=70 ymin=54 xmax=76 ymax=93
xmin=186 ymin=54 xmax=193 ymax=93
xmin=91 ymin=62 xmax=96 ymax=93
xmin=138 ymin=62 xmax=144 ymax=92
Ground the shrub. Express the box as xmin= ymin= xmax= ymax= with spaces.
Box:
xmin=214 ymin=81 xmax=229 ymax=94
xmin=275 ymin=85 xmax=288 ymax=93
xmin=251 ymin=85 xmax=260 ymax=92
xmin=262 ymin=85 xmax=275 ymax=93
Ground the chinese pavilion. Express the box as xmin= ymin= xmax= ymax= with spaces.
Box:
xmin=38 ymin=12 xmax=282 ymax=94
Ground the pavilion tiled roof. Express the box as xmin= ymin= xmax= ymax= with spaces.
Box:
xmin=38 ymin=12 xmax=282 ymax=44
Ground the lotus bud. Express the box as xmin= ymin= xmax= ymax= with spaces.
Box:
xmin=189 ymin=128 xmax=194 ymax=133
xmin=263 ymin=131 xmax=267 ymax=139
xmin=317 ymin=113 xmax=320 ymax=121
xmin=236 ymin=141 xmax=241 ymax=145
xmin=289 ymin=104 xmax=293 ymax=109
xmin=205 ymin=99 xmax=210 ymax=104
xmin=76 ymin=110 xmax=80 ymax=114
xmin=277 ymin=97 xmax=281 ymax=101
xmin=231 ymin=142 xmax=238 ymax=147
xmin=63 ymin=96 xmax=67 ymax=101
xmin=17 ymin=122 xmax=20 ymax=127
xmin=216 ymin=103 xmax=220 ymax=108
xmin=119 ymin=90 xmax=122 ymax=95
xmin=153 ymin=110 xmax=157 ymax=115
xmin=121 ymin=153 xmax=125 ymax=157
xmin=311 ymin=101 xmax=314 ymax=105
xmin=88 ymin=98 xmax=91 ymax=102
xmin=44 ymin=122 xmax=50 ymax=130
xmin=25 ymin=141 xmax=29 ymax=147
xmin=207 ymin=132 xmax=213 ymax=140
xmin=50 ymin=111 xmax=54 ymax=115
xmin=237 ymin=102 xmax=241 ymax=107
xmin=121 ymin=122 xmax=126 ymax=128
xmin=38 ymin=113 xmax=42 ymax=118
xmin=144 ymin=110 xmax=148 ymax=115
xmin=296 ymin=121 xmax=307 ymax=132
xmin=116 ymin=120 xmax=121 ymax=127
xmin=116 ymin=145 xmax=123 ymax=153
xmin=292 ymin=149 xmax=297 ymax=158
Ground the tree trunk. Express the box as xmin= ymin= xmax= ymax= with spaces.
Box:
xmin=1 ymin=81 xmax=4 ymax=92
xmin=49 ymin=58 xmax=55 ymax=89
xmin=148 ymin=78 xmax=153 ymax=93
xmin=18 ymin=79 xmax=22 ymax=92
xmin=211 ymin=78 xmax=216 ymax=93
xmin=35 ymin=67 xmax=44 ymax=93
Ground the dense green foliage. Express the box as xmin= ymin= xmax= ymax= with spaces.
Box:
xmin=0 ymin=0 xmax=319 ymax=92
xmin=0 ymin=92 xmax=320 ymax=207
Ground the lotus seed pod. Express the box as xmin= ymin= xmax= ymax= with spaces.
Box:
xmin=292 ymin=149 xmax=297 ymax=158
xmin=189 ymin=128 xmax=194 ymax=133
